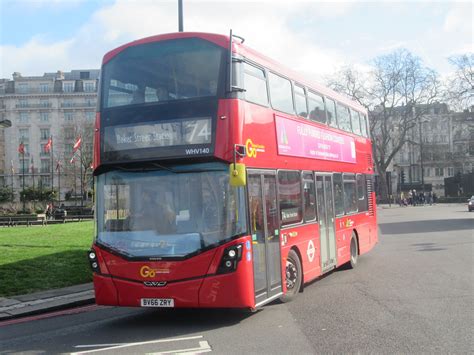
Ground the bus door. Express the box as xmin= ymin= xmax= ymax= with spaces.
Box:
xmin=247 ymin=171 xmax=283 ymax=305
xmin=315 ymin=174 xmax=337 ymax=272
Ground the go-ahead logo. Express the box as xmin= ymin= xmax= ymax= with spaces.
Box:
xmin=140 ymin=265 xmax=169 ymax=278
xmin=246 ymin=139 xmax=265 ymax=158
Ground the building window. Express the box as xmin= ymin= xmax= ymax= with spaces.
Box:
xmin=294 ymin=85 xmax=307 ymax=118
xmin=19 ymin=99 xmax=28 ymax=108
xmin=84 ymin=82 xmax=95 ymax=92
xmin=40 ymin=128 xmax=50 ymax=140
xmin=40 ymin=112 xmax=49 ymax=122
xmin=39 ymin=83 xmax=50 ymax=93
xmin=307 ymin=91 xmax=326 ymax=124
xmin=435 ymin=167 xmax=444 ymax=177
xmin=63 ymin=99 xmax=73 ymax=107
xmin=243 ymin=63 xmax=268 ymax=106
xmin=63 ymin=82 xmax=74 ymax=92
xmin=19 ymin=112 xmax=29 ymax=123
xmin=40 ymin=99 xmax=50 ymax=107
xmin=447 ymin=167 xmax=454 ymax=177
xmin=19 ymin=159 xmax=29 ymax=173
xmin=40 ymin=159 xmax=51 ymax=173
xmin=65 ymin=128 xmax=75 ymax=140
xmin=17 ymin=83 xmax=28 ymax=94
xmin=86 ymin=111 xmax=95 ymax=121
xmin=278 ymin=170 xmax=302 ymax=226
xmin=19 ymin=128 xmax=29 ymax=141
xmin=64 ymin=112 xmax=74 ymax=121
xmin=268 ymin=72 xmax=294 ymax=114
xmin=40 ymin=176 xmax=51 ymax=187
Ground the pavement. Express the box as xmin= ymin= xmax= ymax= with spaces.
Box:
xmin=0 ymin=283 xmax=94 ymax=321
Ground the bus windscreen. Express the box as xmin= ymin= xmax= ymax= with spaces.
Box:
xmin=101 ymin=38 xmax=224 ymax=109
xmin=95 ymin=163 xmax=247 ymax=258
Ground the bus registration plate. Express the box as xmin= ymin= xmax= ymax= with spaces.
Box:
xmin=140 ymin=298 xmax=174 ymax=307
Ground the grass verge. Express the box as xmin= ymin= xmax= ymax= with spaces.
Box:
xmin=0 ymin=221 xmax=94 ymax=297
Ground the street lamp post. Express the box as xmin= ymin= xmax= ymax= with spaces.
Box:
xmin=419 ymin=116 xmax=424 ymax=195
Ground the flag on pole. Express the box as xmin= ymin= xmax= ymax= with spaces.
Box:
xmin=18 ymin=142 xmax=25 ymax=154
xmin=73 ymin=136 xmax=82 ymax=153
xmin=44 ymin=136 xmax=52 ymax=153
xmin=70 ymin=150 xmax=79 ymax=164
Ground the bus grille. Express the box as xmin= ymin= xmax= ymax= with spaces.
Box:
xmin=367 ymin=176 xmax=374 ymax=216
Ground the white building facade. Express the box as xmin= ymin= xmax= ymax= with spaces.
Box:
xmin=0 ymin=70 xmax=99 ymax=202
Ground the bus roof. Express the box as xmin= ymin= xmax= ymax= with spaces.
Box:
xmin=102 ymin=32 xmax=367 ymax=115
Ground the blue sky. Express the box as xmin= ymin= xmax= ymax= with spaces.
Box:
xmin=0 ymin=0 xmax=472 ymax=80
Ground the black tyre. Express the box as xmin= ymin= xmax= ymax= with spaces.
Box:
xmin=280 ymin=249 xmax=302 ymax=303
xmin=348 ymin=232 xmax=359 ymax=269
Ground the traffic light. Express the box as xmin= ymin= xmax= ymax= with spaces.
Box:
xmin=400 ymin=170 xmax=406 ymax=184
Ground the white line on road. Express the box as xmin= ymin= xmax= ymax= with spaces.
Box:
xmin=148 ymin=341 xmax=212 ymax=354
xmin=71 ymin=335 xmax=204 ymax=354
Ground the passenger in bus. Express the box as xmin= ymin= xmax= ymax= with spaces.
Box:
xmin=131 ymin=190 xmax=176 ymax=234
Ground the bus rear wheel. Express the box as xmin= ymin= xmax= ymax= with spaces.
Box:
xmin=348 ymin=232 xmax=359 ymax=269
xmin=280 ymin=249 xmax=302 ymax=303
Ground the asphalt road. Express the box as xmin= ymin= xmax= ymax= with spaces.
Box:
xmin=1 ymin=204 xmax=473 ymax=354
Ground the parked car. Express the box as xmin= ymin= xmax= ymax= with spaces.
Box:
xmin=468 ymin=197 xmax=474 ymax=212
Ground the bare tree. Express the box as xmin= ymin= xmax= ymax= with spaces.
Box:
xmin=328 ymin=49 xmax=440 ymax=201
xmin=445 ymin=53 xmax=474 ymax=111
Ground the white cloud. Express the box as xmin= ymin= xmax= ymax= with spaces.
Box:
xmin=443 ymin=2 xmax=473 ymax=36
xmin=1 ymin=0 xmax=350 ymax=80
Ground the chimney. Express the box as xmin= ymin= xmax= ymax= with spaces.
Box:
xmin=12 ymin=72 xmax=21 ymax=80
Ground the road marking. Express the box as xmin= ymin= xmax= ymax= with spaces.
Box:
xmin=71 ymin=335 xmax=205 ymax=354
xmin=149 ymin=341 xmax=212 ymax=354
xmin=0 ymin=305 xmax=99 ymax=327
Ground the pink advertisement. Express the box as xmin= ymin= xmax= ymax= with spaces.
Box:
xmin=275 ymin=115 xmax=356 ymax=163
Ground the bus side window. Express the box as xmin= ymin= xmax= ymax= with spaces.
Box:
xmin=351 ymin=109 xmax=362 ymax=135
xmin=243 ymin=63 xmax=268 ymax=106
xmin=302 ymin=172 xmax=317 ymax=222
xmin=333 ymin=173 xmax=344 ymax=216
xmin=343 ymin=174 xmax=357 ymax=214
xmin=294 ymin=84 xmax=308 ymax=118
xmin=308 ymin=91 xmax=326 ymax=124
xmin=360 ymin=114 xmax=368 ymax=137
xmin=336 ymin=103 xmax=352 ymax=133
xmin=357 ymin=174 xmax=368 ymax=212
xmin=278 ymin=170 xmax=303 ymax=226
xmin=268 ymin=72 xmax=294 ymax=115
xmin=326 ymin=98 xmax=337 ymax=128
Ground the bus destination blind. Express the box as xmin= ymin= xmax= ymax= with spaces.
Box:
xmin=104 ymin=117 xmax=212 ymax=152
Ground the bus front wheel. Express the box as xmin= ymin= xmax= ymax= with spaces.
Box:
xmin=280 ymin=249 xmax=302 ymax=303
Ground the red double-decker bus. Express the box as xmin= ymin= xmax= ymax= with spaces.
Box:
xmin=89 ymin=31 xmax=377 ymax=310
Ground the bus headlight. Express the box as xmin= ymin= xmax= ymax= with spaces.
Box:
xmin=217 ymin=244 xmax=243 ymax=274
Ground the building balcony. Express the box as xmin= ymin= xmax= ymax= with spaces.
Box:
xmin=15 ymin=103 xmax=52 ymax=109
xmin=60 ymin=102 xmax=96 ymax=108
